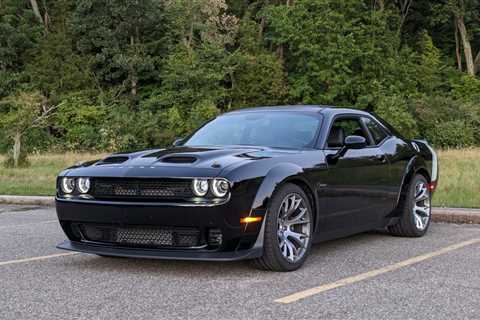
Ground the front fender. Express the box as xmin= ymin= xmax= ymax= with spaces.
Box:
xmin=250 ymin=162 xmax=307 ymax=212
xmin=247 ymin=162 xmax=311 ymax=252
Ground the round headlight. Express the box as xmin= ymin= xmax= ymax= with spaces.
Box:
xmin=192 ymin=179 xmax=209 ymax=197
xmin=60 ymin=177 xmax=75 ymax=194
xmin=211 ymin=179 xmax=230 ymax=198
xmin=77 ymin=177 xmax=91 ymax=194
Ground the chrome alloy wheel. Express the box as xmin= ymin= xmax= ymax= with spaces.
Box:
xmin=277 ymin=193 xmax=311 ymax=263
xmin=413 ymin=181 xmax=431 ymax=231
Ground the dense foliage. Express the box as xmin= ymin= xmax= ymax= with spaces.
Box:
xmin=1 ymin=0 xmax=480 ymax=164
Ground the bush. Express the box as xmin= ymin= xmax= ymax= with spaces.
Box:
xmin=450 ymin=75 xmax=480 ymax=103
xmin=2 ymin=150 xmax=29 ymax=168
xmin=374 ymin=94 xmax=418 ymax=139
xmin=414 ymin=95 xmax=479 ymax=148
xmin=187 ymin=101 xmax=220 ymax=131
xmin=424 ymin=120 xmax=475 ymax=148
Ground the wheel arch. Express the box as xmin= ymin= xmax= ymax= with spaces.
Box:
xmin=283 ymin=178 xmax=318 ymax=233
xmin=250 ymin=163 xmax=320 ymax=232
xmin=393 ymin=155 xmax=431 ymax=216
xmin=415 ymin=168 xmax=431 ymax=182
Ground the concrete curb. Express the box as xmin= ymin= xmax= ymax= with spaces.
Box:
xmin=431 ymin=207 xmax=480 ymax=225
xmin=0 ymin=195 xmax=479 ymax=224
xmin=0 ymin=195 xmax=55 ymax=207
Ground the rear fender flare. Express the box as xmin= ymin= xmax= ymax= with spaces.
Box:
xmin=394 ymin=155 xmax=430 ymax=211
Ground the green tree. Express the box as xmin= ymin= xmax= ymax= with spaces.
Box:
xmin=416 ymin=31 xmax=443 ymax=94
xmin=72 ymin=0 xmax=169 ymax=104
xmin=262 ymin=0 xmax=416 ymax=107
xmin=0 ymin=0 xmax=43 ymax=98
xmin=0 ymin=91 xmax=56 ymax=167
xmin=228 ymin=17 xmax=288 ymax=108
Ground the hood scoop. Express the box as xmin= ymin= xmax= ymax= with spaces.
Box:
xmin=96 ymin=156 xmax=129 ymax=165
xmin=160 ymin=156 xmax=198 ymax=164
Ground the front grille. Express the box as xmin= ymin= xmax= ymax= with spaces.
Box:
xmin=78 ymin=224 xmax=202 ymax=248
xmin=92 ymin=178 xmax=193 ymax=200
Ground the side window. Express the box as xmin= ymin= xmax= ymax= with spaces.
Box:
xmin=364 ymin=118 xmax=388 ymax=145
xmin=327 ymin=118 xmax=368 ymax=148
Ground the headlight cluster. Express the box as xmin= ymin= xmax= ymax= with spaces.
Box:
xmin=60 ymin=177 xmax=91 ymax=194
xmin=192 ymin=178 xmax=230 ymax=198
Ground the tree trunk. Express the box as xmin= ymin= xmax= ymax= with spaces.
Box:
xmin=454 ymin=19 xmax=462 ymax=71
xmin=396 ymin=0 xmax=413 ymax=34
xmin=12 ymin=131 xmax=22 ymax=168
xmin=131 ymin=75 xmax=138 ymax=97
xmin=375 ymin=0 xmax=385 ymax=11
xmin=29 ymin=0 xmax=44 ymax=24
xmin=276 ymin=0 xmax=294 ymax=60
xmin=474 ymin=51 xmax=480 ymax=75
xmin=258 ymin=0 xmax=269 ymax=42
xmin=456 ymin=16 xmax=475 ymax=75
xmin=130 ymin=35 xmax=138 ymax=98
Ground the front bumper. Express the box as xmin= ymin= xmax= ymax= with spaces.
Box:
xmin=55 ymin=193 xmax=265 ymax=261
xmin=57 ymin=240 xmax=262 ymax=261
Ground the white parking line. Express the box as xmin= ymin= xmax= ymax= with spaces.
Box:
xmin=0 ymin=252 xmax=79 ymax=267
xmin=275 ymin=238 xmax=480 ymax=304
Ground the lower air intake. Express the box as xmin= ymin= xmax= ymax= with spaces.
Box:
xmin=78 ymin=224 xmax=202 ymax=248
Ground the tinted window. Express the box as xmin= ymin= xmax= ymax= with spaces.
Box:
xmin=327 ymin=118 xmax=370 ymax=148
xmin=184 ymin=112 xmax=320 ymax=149
xmin=364 ymin=118 xmax=388 ymax=145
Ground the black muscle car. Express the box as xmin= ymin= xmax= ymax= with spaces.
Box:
xmin=56 ymin=106 xmax=438 ymax=271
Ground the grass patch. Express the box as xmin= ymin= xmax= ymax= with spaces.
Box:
xmin=433 ymin=148 xmax=480 ymax=208
xmin=0 ymin=149 xmax=478 ymax=208
xmin=0 ymin=153 xmax=105 ymax=196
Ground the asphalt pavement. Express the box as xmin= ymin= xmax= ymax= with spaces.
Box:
xmin=0 ymin=204 xmax=479 ymax=320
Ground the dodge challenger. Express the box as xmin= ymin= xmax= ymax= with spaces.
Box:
xmin=56 ymin=106 xmax=438 ymax=271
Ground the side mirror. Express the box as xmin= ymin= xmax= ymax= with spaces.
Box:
xmin=172 ymin=138 xmax=184 ymax=147
xmin=344 ymin=135 xmax=367 ymax=149
xmin=327 ymin=135 xmax=367 ymax=163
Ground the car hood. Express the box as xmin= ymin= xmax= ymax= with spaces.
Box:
xmin=62 ymin=146 xmax=301 ymax=178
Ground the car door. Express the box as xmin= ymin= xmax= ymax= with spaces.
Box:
xmin=361 ymin=116 xmax=399 ymax=215
xmin=319 ymin=116 xmax=392 ymax=234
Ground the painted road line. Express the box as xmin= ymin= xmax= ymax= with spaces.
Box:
xmin=0 ymin=252 xmax=79 ymax=267
xmin=275 ymin=238 xmax=480 ymax=304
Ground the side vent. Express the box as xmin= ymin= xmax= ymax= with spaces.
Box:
xmin=161 ymin=156 xmax=197 ymax=164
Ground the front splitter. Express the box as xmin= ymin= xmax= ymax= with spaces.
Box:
xmin=57 ymin=240 xmax=262 ymax=261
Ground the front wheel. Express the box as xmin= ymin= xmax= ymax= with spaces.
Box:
xmin=388 ymin=174 xmax=432 ymax=237
xmin=253 ymin=183 xmax=313 ymax=271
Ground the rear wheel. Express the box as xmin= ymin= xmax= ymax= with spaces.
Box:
xmin=388 ymin=174 xmax=431 ymax=237
xmin=253 ymin=183 xmax=313 ymax=271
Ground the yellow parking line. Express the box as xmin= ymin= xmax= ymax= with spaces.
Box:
xmin=275 ymin=238 xmax=480 ymax=304
xmin=0 ymin=252 xmax=79 ymax=267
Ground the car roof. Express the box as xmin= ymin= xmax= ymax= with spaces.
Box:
xmin=223 ymin=105 xmax=372 ymax=117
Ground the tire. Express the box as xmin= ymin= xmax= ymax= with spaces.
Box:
xmin=388 ymin=174 xmax=431 ymax=237
xmin=252 ymin=183 xmax=314 ymax=271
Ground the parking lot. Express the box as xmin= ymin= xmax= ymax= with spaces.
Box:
xmin=0 ymin=204 xmax=479 ymax=320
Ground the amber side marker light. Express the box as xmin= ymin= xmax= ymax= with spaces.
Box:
xmin=240 ymin=216 xmax=263 ymax=224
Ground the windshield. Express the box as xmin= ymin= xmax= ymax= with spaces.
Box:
xmin=184 ymin=112 xmax=321 ymax=149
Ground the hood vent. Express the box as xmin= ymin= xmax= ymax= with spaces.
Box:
xmin=160 ymin=156 xmax=197 ymax=164
xmin=96 ymin=156 xmax=129 ymax=165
